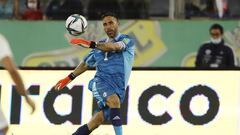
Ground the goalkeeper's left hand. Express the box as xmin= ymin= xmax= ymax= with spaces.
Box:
xmin=70 ymin=38 xmax=97 ymax=48
xmin=54 ymin=76 xmax=72 ymax=91
xmin=54 ymin=73 xmax=76 ymax=91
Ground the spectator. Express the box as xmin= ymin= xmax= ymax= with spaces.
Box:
xmin=195 ymin=23 xmax=235 ymax=68
xmin=45 ymin=0 xmax=83 ymax=20
xmin=0 ymin=0 xmax=21 ymax=19
xmin=203 ymin=0 xmax=229 ymax=18
xmin=22 ymin=0 xmax=44 ymax=20
xmin=215 ymin=0 xmax=229 ymax=18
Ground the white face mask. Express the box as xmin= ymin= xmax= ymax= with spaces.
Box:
xmin=211 ymin=38 xmax=222 ymax=44
xmin=28 ymin=2 xmax=37 ymax=9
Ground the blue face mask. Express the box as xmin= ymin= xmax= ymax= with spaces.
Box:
xmin=211 ymin=38 xmax=222 ymax=44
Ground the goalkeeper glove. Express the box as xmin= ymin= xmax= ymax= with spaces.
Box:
xmin=54 ymin=73 xmax=76 ymax=90
xmin=70 ymin=38 xmax=97 ymax=48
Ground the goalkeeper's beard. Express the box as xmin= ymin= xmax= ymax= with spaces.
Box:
xmin=106 ymin=31 xmax=116 ymax=38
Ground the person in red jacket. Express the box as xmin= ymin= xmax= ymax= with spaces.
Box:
xmin=22 ymin=0 xmax=43 ymax=20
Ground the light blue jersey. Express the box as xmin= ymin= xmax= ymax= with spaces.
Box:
xmin=84 ymin=33 xmax=135 ymax=108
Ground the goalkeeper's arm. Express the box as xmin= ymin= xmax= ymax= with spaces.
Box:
xmin=70 ymin=38 xmax=124 ymax=52
xmin=97 ymin=42 xmax=124 ymax=52
xmin=72 ymin=61 xmax=89 ymax=76
xmin=55 ymin=61 xmax=89 ymax=90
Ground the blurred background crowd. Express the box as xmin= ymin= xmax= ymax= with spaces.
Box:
xmin=1 ymin=0 xmax=240 ymax=20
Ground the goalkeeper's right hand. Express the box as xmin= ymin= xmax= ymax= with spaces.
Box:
xmin=54 ymin=73 xmax=76 ymax=90
xmin=70 ymin=38 xmax=97 ymax=48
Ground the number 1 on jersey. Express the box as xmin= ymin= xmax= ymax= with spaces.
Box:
xmin=104 ymin=52 xmax=108 ymax=61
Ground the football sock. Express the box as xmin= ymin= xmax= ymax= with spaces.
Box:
xmin=72 ymin=124 xmax=91 ymax=135
xmin=110 ymin=108 xmax=122 ymax=135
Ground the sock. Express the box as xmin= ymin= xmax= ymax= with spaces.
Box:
xmin=72 ymin=124 xmax=91 ymax=135
xmin=110 ymin=108 xmax=122 ymax=135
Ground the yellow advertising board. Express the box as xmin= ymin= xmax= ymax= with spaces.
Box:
xmin=22 ymin=21 xmax=166 ymax=67
xmin=0 ymin=70 xmax=239 ymax=135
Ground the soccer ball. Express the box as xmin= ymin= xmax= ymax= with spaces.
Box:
xmin=65 ymin=14 xmax=88 ymax=36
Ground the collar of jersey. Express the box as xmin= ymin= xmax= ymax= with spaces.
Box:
xmin=106 ymin=32 xmax=121 ymax=42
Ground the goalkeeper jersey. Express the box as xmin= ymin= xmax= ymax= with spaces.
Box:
xmin=83 ymin=33 xmax=135 ymax=99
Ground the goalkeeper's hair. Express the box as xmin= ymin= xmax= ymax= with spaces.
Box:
xmin=101 ymin=11 xmax=119 ymax=21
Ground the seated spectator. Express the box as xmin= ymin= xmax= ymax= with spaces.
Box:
xmin=87 ymin=0 xmax=122 ymax=20
xmin=202 ymin=0 xmax=229 ymax=18
xmin=215 ymin=0 xmax=229 ymax=18
xmin=0 ymin=0 xmax=21 ymax=19
xmin=22 ymin=0 xmax=44 ymax=20
xmin=45 ymin=0 xmax=83 ymax=20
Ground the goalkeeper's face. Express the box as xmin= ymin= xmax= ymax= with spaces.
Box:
xmin=102 ymin=16 xmax=119 ymax=38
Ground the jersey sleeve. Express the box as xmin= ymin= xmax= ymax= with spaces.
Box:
xmin=115 ymin=36 xmax=134 ymax=51
xmin=83 ymin=49 xmax=96 ymax=67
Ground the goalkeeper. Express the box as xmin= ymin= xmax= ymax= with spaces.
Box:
xmin=54 ymin=12 xmax=135 ymax=135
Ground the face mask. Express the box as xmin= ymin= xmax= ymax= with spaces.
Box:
xmin=211 ymin=38 xmax=222 ymax=44
xmin=28 ymin=2 xmax=37 ymax=9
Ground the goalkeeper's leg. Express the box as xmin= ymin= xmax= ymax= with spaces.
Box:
xmin=72 ymin=111 xmax=105 ymax=135
xmin=106 ymin=94 xmax=122 ymax=135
